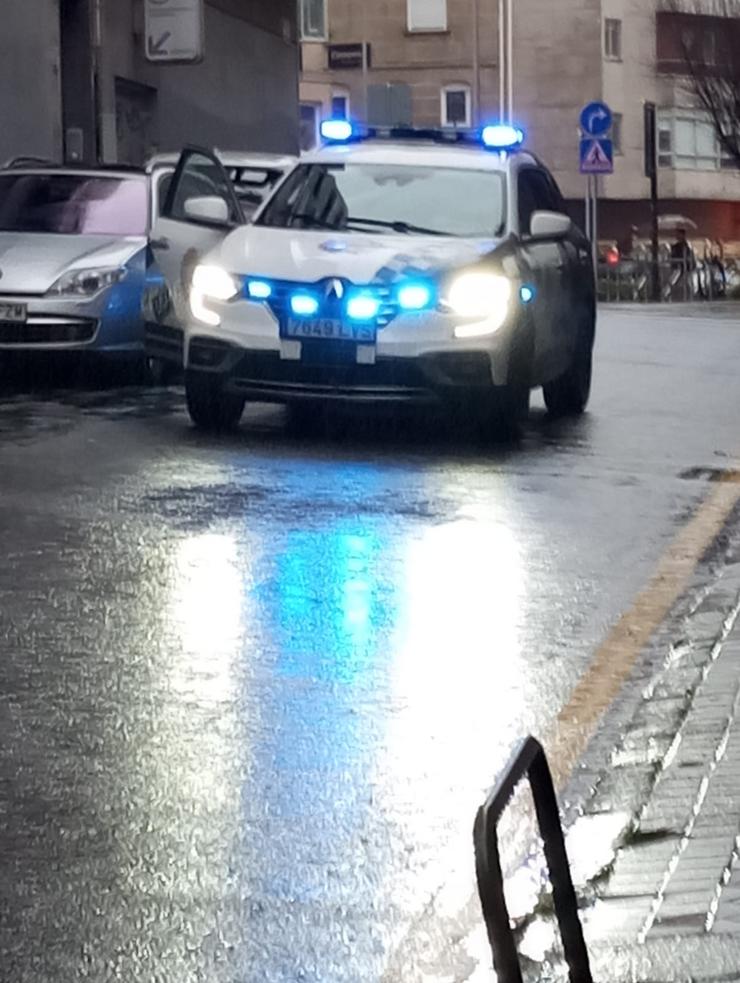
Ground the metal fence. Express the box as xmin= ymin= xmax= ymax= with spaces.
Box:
xmin=598 ymin=256 xmax=735 ymax=303
xmin=473 ymin=736 xmax=593 ymax=983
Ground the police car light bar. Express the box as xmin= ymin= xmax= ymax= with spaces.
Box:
xmin=319 ymin=119 xmax=526 ymax=152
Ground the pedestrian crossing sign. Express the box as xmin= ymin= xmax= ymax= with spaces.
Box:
xmin=580 ymin=138 xmax=614 ymax=174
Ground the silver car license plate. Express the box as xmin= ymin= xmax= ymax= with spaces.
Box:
xmin=0 ymin=302 xmax=27 ymax=323
xmin=283 ymin=317 xmax=376 ymax=344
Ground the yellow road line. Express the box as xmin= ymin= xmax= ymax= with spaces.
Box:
xmin=547 ymin=477 xmax=740 ymax=789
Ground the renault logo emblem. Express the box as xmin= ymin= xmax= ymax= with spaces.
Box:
xmin=325 ymin=279 xmax=344 ymax=300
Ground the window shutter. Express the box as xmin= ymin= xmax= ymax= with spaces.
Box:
xmin=407 ymin=0 xmax=447 ymax=32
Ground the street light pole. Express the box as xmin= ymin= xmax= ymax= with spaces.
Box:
xmin=91 ymin=0 xmax=103 ymax=162
xmin=506 ymin=0 xmax=513 ymax=123
xmin=472 ymin=0 xmax=480 ymax=125
xmin=498 ymin=0 xmax=513 ymax=123
xmin=498 ymin=0 xmax=505 ymax=121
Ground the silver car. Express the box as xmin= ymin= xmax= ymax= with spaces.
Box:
xmin=0 ymin=166 xmax=150 ymax=356
xmin=0 ymin=153 xmax=295 ymax=364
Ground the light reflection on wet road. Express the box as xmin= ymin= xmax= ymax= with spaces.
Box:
xmin=1 ymin=308 xmax=740 ymax=981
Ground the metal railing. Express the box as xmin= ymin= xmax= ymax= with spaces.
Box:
xmin=598 ymin=257 xmax=733 ymax=304
xmin=473 ymin=736 xmax=593 ymax=983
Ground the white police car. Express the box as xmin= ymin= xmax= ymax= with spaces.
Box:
xmin=149 ymin=124 xmax=595 ymax=435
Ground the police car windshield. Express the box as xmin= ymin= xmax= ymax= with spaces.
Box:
xmin=258 ymin=163 xmax=506 ymax=238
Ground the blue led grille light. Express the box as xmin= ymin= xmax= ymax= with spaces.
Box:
xmin=397 ymin=283 xmax=432 ymax=311
xmin=247 ymin=279 xmax=273 ymax=300
xmin=290 ymin=293 xmax=320 ymax=317
xmin=346 ymin=294 xmax=381 ymax=321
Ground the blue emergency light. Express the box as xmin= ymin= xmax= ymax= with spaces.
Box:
xmin=397 ymin=282 xmax=433 ymax=311
xmin=320 ymin=119 xmax=355 ymax=143
xmin=481 ymin=124 xmax=526 ymax=151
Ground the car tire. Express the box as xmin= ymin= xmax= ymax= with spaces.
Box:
xmin=543 ymin=306 xmax=595 ymax=417
xmin=185 ymin=370 xmax=245 ymax=432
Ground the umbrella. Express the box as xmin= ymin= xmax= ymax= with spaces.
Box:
xmin=657 ymin=214 xmax=698 ymax=232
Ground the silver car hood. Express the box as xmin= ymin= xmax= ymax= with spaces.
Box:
xmin=0 ymin=233 xmax=145 ymax=294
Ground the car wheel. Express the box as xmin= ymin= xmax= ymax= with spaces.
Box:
xmin=185 ymin=370 xmax=245 ymax=432
xmin=543 ymin=307 xmax=595 ymax=417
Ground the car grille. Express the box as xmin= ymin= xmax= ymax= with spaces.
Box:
xmin=254 ymin=278 xmax=398 ymax=329
xmin=0 ymin=318 xmax=97 ymax=345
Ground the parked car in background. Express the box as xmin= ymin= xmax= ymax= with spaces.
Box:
xmin=0 ymin=152 xmax=295 ymax=375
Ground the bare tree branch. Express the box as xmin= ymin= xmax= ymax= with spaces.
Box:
xmin=661 ymin=0 xmax=740 ymax=165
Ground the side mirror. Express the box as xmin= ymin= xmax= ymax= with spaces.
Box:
xmin=529 ymin=211 xmax=571 ymax=240
xmin=183 ymin=195 xmax=230 ymax=226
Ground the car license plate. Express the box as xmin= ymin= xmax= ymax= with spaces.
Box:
xmin=282 ymin=317 xmax=376 ymax=344
xmin=0 ymin=302 xmax=26 ymax=323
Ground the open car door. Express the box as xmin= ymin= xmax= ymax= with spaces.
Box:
xmin=143 ymin=146 xmax=244 ymax=366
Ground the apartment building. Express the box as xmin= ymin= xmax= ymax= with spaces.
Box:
xmin=299 ymin=0 xmax=740 ymax=243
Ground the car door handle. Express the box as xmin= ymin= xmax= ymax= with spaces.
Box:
xmin=150 ymin=236 xmax=170 ymax=251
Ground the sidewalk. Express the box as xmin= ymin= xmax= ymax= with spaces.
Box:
xmin=602 ymin=300 xmax=740 ymax=320
xmin=554 ymin=498 xmax=740 ymax=981
xmin=454 ymin=497 xmax=740 ymax=982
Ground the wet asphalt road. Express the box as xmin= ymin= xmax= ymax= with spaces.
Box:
xmin=1 ymin=305 xmax=740 ymax=982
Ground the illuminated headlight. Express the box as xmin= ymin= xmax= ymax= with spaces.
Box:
xmin=445 ymin=272 xmax=512 ymax=338
xmin=190 ymin=264 xmax=239 ymax=326
xmin=47 ymin=266 xmax=127 ymax=297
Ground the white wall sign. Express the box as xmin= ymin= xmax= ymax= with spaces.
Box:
xmin=145 ymin=0 xmax=204 ymax=64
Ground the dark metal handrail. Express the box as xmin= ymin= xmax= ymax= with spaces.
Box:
xmin=473 ymin=736 xmax=593 ymax=983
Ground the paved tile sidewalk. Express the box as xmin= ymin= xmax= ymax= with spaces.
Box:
xmin=561 ymin=511 xmax=740 ymax=981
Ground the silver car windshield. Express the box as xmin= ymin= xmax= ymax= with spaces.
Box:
xmin=0 ymin=174 xmax=148 ymax=236
xmin=259 ymin=163 xmax=506 ymax=238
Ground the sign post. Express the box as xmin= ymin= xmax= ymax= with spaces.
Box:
xmin=644 ymin=101 xmax=661 ymax=302
xmin=144 ymin=0 xmax=204 ymax=64
xmin=579 ymin=101 xmax=614 ymax=274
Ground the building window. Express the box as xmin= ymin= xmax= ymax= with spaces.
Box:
xmin=611 ymin=112 xmax=623 ymax=154
xmin=331 ymin=93 xmax=349 ymax=119
xmin=657 ymin=107 xmax=732 ymax=170
xmin=300 ymin=0 xmax=327 ymax=40
xmin=441 ymin=85 xmax=471 ymax=127
xmin=604 ymin=18 xmax=622 ymax=60
xmin=407 ymin=0 xmax=447 ymax=32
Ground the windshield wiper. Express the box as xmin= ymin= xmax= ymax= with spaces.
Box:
xmin=282 ymin=213 xmax=448 ymax=236
xmin=286 ymin=212 xmax=343 ymax=230
xmin=345 ymin=216 xmax=447 ymax=236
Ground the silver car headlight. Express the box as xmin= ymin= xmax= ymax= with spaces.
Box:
xmin=444 ymin=272 xmax=512 ymax=338
xmin=190 ymin=264 xmax=240 ymax=326
xmin=47 ymin=266 xmax=128 ymax=297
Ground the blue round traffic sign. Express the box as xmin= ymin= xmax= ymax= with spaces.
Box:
xmin=580 ymin=101 xmax=613 ymax=137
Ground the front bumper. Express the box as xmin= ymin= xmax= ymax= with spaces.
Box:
xmin=0 ymin=286 xmax=144 ymax=353
xmin=190 ymin=338 xmax=498 ymax=405
xmin=181 ymin=296 xmax=517 ymax=403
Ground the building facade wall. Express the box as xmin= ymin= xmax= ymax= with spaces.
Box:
xmin=300 ymin=0 xmax=500 ymax=136
xmin=100 ymin=0 xmax=300 ymax=161
xmin=512 ymin=0 xmax=602 ymax=198
xmin=0 ymin=0 xmax=63 ymax=164
xmin=0 ymin=0 xmax=299 ymax=167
